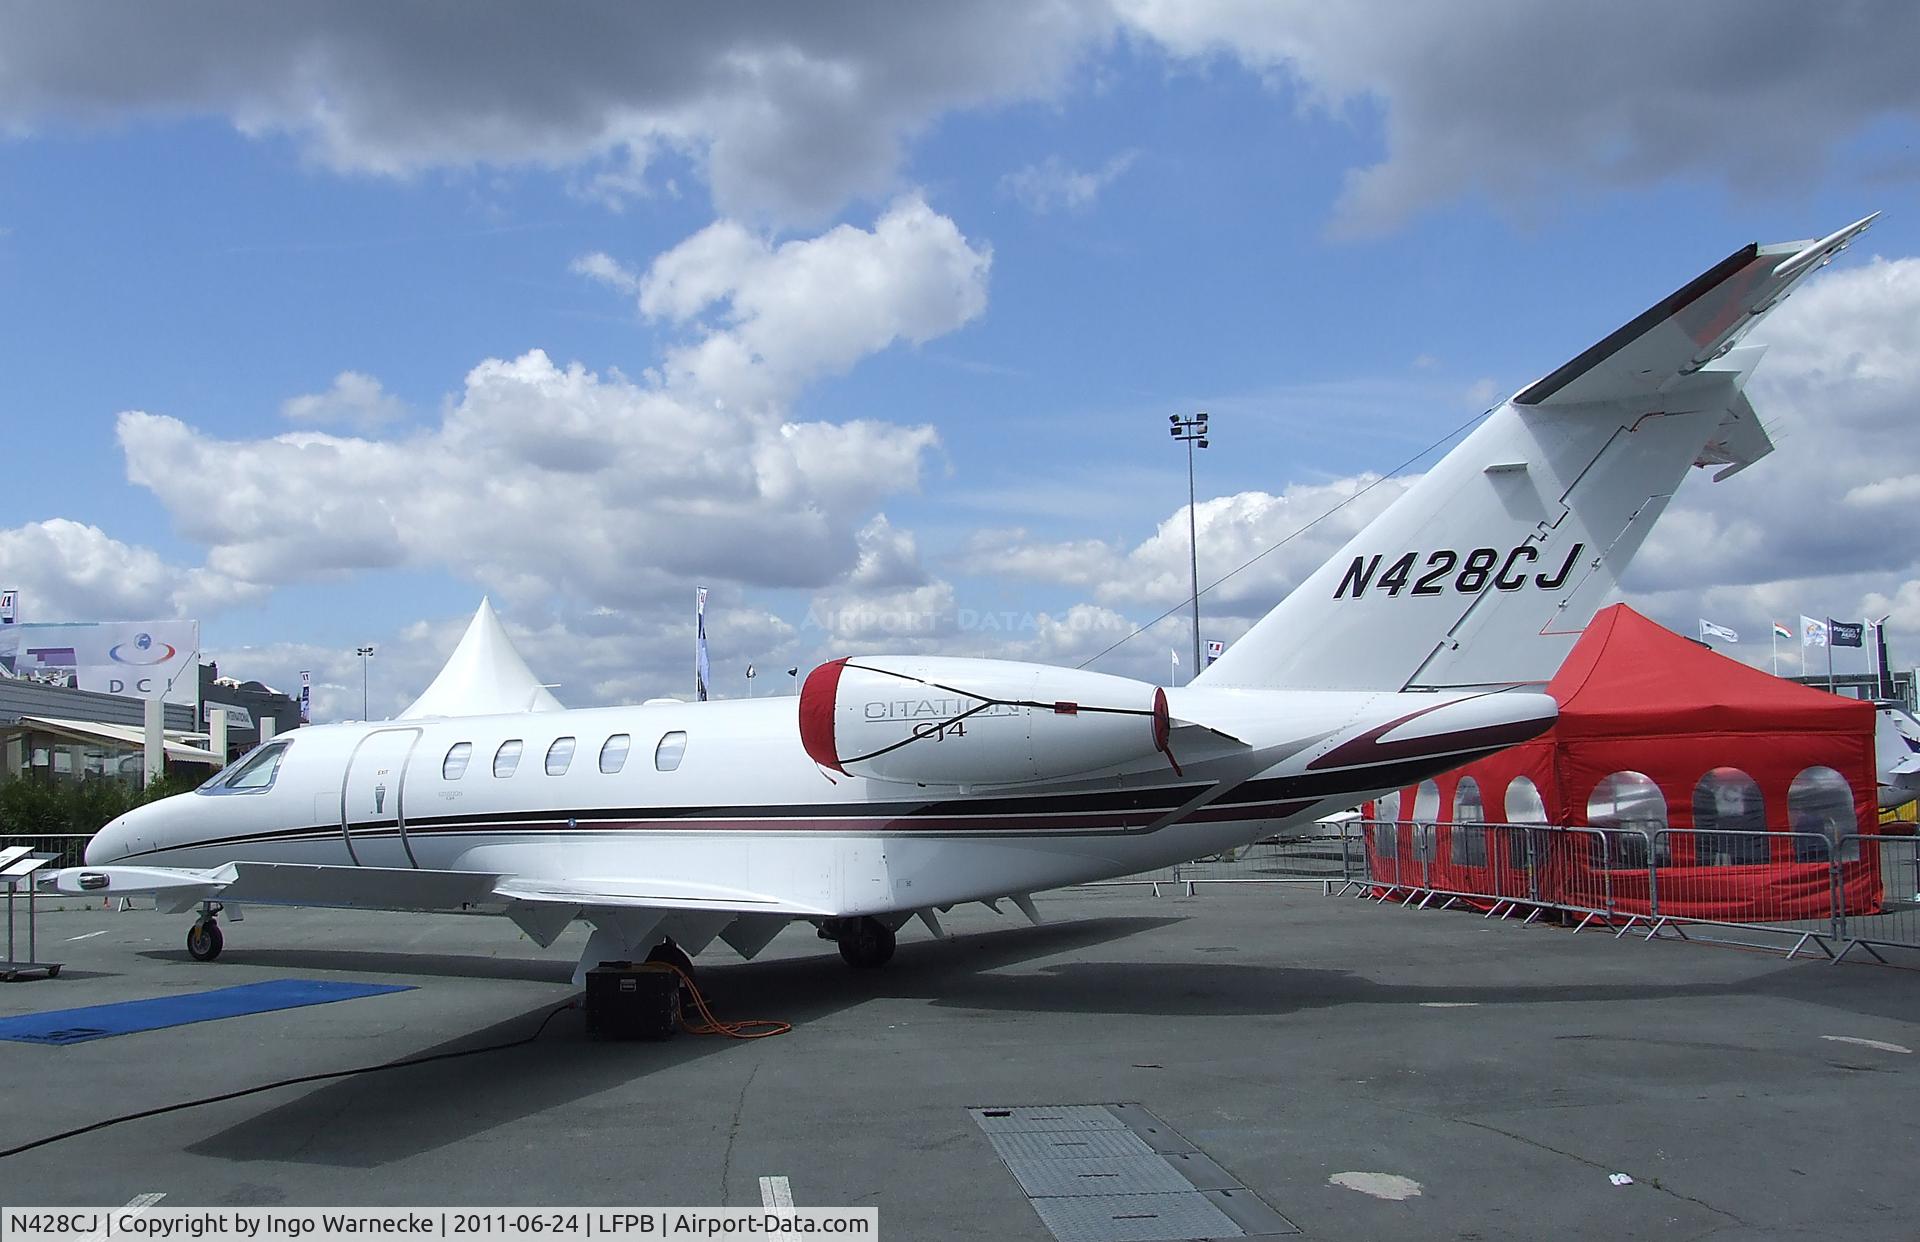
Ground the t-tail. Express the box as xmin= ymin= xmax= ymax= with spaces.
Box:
xmin=1200 ymin=214 xmax=1878 ymax=694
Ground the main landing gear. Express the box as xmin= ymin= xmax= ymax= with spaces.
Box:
xmin=821 ymin=916 xmax=895 ymax=969
xmin=187 ymin=902 xmax=224 ymax=961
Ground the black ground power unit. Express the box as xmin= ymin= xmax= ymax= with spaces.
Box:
xmin=584 ymin=960 xmax=682 ymax=1040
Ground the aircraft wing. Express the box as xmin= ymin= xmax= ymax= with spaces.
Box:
xmin=51 ymin=861 xmax=827 ymax=919
xmin=491 ymin=877 xmax=830 ymax=917
xmin=1515 ymin=214 xmax=1877 ymax=409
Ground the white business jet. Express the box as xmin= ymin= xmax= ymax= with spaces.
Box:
xmin=58 ymin=216 xmax=1876 ymax=983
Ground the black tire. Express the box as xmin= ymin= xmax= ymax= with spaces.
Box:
xmin=837 ymin=917 xmax=896 ymax=969
xmin=186 ymin=919 xmax=223 ymax=962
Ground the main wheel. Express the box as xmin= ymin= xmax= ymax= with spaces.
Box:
xmin=837 ymin=917 xmax=896 ymax=969
xmin=186 ymin=919 xmax=223 ymax=962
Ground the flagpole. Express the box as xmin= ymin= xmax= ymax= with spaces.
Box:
xmin=1827 ymin=625 xmax=1836 ymax=694
xmin=1771 ymin=627 xmax=1778 ymax=676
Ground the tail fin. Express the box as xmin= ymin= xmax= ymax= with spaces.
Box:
xmin=1200 ymin=215 xmax=1876 ymax=694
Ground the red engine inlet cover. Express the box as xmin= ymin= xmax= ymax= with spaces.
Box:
xmin=799 ymin=658 xmax=848 ymax=773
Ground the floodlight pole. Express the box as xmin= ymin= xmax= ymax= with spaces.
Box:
xmin=357 ymin=645 xmax=375 ymax=719
xmin=1170 ymin=413 xmax=1210 ymax=681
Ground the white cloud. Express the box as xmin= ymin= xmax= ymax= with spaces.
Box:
xmin=88 ymin=200 xmax=992 ymax=609
xmin=634 ymin=195 xmax=992 ymax=409
xmin=0 ymin=4 xmax=1108 ymax=225
xmin=280 ymin=370 xmax=407 ymax=429
xmin=0 ymin=519 xmax=260 ymax=620
xmin=567 ymin=251 xmax=641 ymax=296
xmin=957 ymin=474 xmax=1412 ymax=620
xmin=3 ymin=6 xmax=1912 ymax=230
xmin=1000 ymin=150 xmax=1138 ymax=214
xmin=1116 ymin=0 xmax=1920 ymax=234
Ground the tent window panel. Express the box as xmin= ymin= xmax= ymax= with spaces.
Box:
xmin=1372 ymin=821 xmax=1396 ymax=859
xmin=1692 ymin=768 xmax=1768 ymax=865
xmin=599 ymin=734 xmax=631 ymax=775
xmin=1374 ymin=790 xmax=1401 ymax=824
xmin=493 ymin=740 xmax=523 ymax=778
xmin=1504 ymin=775 xmax=1548 ymax=868
xmin=545 ymin=736 xmax=576 ymax=776
xmin=442 ymin=742 xmax=472 ymax=781
xmin=1451 ymin=777 xmax=1487 ymax=866
xmin=1789 ymin=766 xmax=1856 ymax=861
xmin=1410 ymin=781 xmax=1441 ymax=862
xmin=1587 ymin=771 xmax=1670 ymax=868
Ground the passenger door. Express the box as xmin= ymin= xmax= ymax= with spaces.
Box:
xmin=341 ymin=727 xmax=423 ymax=868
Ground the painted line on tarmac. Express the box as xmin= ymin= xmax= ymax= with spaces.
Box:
xmin=66 ymin=929 xmax=110 ymax=942
xmin=759 ymin=1176 xmax=794 ymax=1209
xmin=1821 ymin=1035 xmax=1911 ymax=1054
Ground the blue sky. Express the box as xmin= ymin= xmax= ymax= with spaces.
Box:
xmin=2 ymin=3 xmax=1917 ymax=716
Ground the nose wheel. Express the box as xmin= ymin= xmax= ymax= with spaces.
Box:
xmin=831 ymin=917 xmax=895 ymax=969
xmin=187 ymin=902 xmax=224 ymax=961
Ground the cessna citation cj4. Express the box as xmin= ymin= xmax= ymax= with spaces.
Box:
xmin=59 ymin=216 xmax=1876 ymax=983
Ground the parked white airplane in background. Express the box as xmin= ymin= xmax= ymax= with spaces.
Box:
xmin=56 ymin=216 xmax=1876 ymax=984
xmin=1875 ymin=703 xmax=1920 ymax=811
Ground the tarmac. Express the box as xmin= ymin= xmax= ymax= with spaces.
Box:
xmin=3 ymin=884 xmax=1919 ymax=1241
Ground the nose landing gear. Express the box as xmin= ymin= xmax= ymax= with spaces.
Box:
xmin=187 ymin=902 xmax=224 ymax=961
xmin=820 ymin=916 xmax=895 ymax=968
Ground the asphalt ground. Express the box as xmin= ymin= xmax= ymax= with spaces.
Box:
xmin=2 ymin=885 xmax=1918 ymax=1241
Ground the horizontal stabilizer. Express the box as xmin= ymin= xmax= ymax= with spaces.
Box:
xmin=1516 ymin=214 xmax=1875 ymax=407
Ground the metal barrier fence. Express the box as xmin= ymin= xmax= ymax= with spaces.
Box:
xmin=1106 ymin=819 xmax=1920 ymax=965
xmin=0 ymin=833 xmax=92 ymax=870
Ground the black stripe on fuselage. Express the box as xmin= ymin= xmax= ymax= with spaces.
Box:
xmin=110 ymin=746 xmax=1503 ymax=863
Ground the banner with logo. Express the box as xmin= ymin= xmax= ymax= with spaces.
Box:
xmin=1829 ymin=619 xmax=1864 ymax=648
xmin=0 ymin=589 xmax=15 ymax=625
xmin=300 ymin=670 xmax=312 ymax=723
xmin=0 ymin=620 xmax=199 ymax=705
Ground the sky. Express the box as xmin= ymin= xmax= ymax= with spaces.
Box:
xmin=1 ymin=1 xmax=1918 ymax=721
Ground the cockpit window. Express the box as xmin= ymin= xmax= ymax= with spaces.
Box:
xmin=199 ymin=740 xmax=291 ymax=794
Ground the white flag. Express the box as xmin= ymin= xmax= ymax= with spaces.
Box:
xmin=1171 ymin=648 xmax=1180 ymax=666
xmin=1699 ymin=619 xmax=1739 ymax=643
xmin=1800 ymin=615 xmax=1828 ymax=648
xmin=695 ymin=586 xmax=711 ymax=701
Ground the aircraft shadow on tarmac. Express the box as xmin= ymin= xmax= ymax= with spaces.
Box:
xmin=184 ymin=914 xmax=1179 ymax=1169
xmin=139 ymin=946 xmax=578 ymax=985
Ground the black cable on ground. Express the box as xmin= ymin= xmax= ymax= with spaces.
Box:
xmin=0 ymin=1001 xmax=579 ymax=1161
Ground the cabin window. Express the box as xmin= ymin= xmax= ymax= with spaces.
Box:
xmin=1410 ymin=780 xmax=1440 ymax=862
xmin=600 ymin=734 xmax=631 ymax=775
xmin=545 ymin=737 xmax=576 ymax=776
xmin=1505 ymin=776 xmax=1548 ymax=868
xmin=1450 ymin=777 xmax=1487 ymax=867
xmin=493 ymin=739 xmax=523 ymax=778
xmin=1789 ymin=766 xmax=1855 ymax=861
xmin=442 ymin=742 xmax=472 ymax=780
xmin=1692 ymin=767 xmax=1766 ymax=865
xmin=1588 ymin=771 xmax=1669 ymax=867
xmin=204 ymin=740 xmax=289 ymax=793
xmin=655 ymin=731 xmax=688 ymax=772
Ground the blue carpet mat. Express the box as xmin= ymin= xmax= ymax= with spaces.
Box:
xmin=0 ymin=979 xmax=415 ymax=1045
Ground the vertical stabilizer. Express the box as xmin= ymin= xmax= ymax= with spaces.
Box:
xmin=1199 ymin=216 xmax=1874 ymax=693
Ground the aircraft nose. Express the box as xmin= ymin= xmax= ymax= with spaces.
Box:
xmin=85 ymin=813 xmax=133 ymax=865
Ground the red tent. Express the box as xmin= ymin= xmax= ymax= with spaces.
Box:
xmin=1366 ymin=604 xmax=1880 ymax=921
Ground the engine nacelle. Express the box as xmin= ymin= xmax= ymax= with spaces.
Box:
xmin=799 ymin=656 xmax=1172 ymax=786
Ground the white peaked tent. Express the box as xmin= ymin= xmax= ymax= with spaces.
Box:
xmin=400 ymin=598 xmax=564 ymax=719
